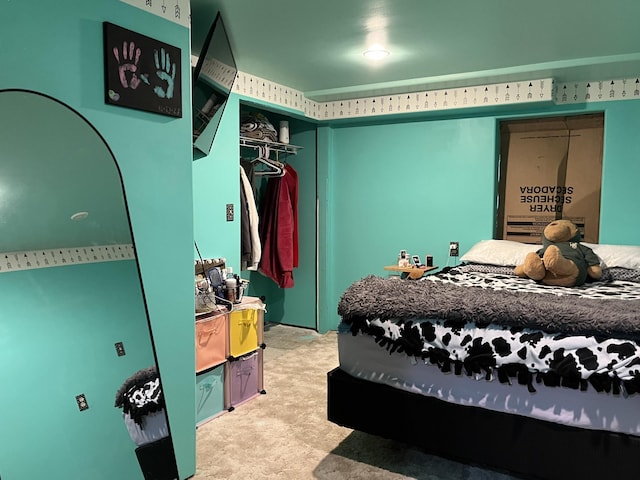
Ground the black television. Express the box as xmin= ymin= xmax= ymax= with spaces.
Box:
xmin=192 ymin=12 xmax=237 ymax=159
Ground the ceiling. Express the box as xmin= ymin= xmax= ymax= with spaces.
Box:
xmin=191 ymin=0 xmax=640 ymax=102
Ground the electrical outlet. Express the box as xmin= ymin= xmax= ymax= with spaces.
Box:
xmin=449 ymin=241 xmax=459 ymax=257
xmin=75 ymin=394 xmax=89 ymax=411
xmin=226 ymin=203 xmax=234 ymax=221
xmin=115 ymin=341 xmax=126 ymax=357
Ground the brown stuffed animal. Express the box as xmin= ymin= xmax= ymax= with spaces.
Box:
xmin=514 ymin=219 xmax=602 ymax=287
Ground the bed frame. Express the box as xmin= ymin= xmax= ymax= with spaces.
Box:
xmin=327 ymin=367 xmax=640 ymax=480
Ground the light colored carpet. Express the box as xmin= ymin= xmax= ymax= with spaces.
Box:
xmin=194 ymin=324 xmax=521 ymax=480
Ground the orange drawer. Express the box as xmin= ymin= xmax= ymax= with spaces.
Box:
xmin=195 ymin=311 xmax=228 ymax=373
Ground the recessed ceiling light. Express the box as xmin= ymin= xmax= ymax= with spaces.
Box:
xmin=70 ymin=211 xmax=89 ymax=221
xmin=363 ymin=45 xmax=390 ymax=60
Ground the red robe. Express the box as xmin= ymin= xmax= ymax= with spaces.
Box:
xmin=258 ymin=164 xmax=298 ymax=288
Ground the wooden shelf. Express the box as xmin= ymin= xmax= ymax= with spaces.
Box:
xmin=383 ymin=265 xmax=438 ymax=279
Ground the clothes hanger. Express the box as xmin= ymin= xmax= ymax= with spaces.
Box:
xmin=252 ymin=145 xmax=285 ymax=177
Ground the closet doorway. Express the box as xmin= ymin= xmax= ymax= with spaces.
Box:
xmin=240 ymin=104 xmax=318 ymax=330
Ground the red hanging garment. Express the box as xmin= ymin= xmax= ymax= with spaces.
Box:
xmin=258 ymin=164 xmax=298 ymax=288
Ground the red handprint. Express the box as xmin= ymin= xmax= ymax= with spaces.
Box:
xmin=113 ymin=41 xmax=143 ymax=89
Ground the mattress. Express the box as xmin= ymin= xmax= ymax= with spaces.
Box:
xmin=338 ymin=331 xmax=640 ymax=436
xmin=337 ymin=263 xmax=640 ymax=437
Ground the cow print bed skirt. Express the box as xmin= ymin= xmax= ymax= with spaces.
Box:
xmin=342 ymin=265 xmax=640 ymax=396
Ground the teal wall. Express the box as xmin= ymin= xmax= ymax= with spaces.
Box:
xmin=599 ymin=101 xmax=640 ymax=244
xmin=319 ymin=115 xmax=496 ymax=332
xmin=319 ymin=100 xmax=640 ymax=332
xmin=317 ymin=125 xmax=334 ymax=333
xmin=1 ymin=2 xmax=195 ymax=479
xmin=194 ymin=94 xmax=242 ymax=267
xmin=0 ymin=262 xmax=154 ymax=479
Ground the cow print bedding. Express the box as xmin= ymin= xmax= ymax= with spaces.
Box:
xmin=429 ymin=264 xmax=640 ymax=300
xmin=340 ymin=266 xmax=640 ymax=396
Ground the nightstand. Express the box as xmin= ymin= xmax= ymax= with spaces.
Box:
xmin=383 ymin=265 xmax=438 ymax=279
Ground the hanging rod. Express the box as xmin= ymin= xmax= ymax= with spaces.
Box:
xmin=240 ymin=136 xmax=303 ymax=155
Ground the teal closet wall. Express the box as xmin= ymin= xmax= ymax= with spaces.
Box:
xmin=0 ymin=2 xmax=195 ymax=479
xmin=319 ymin=100 xmax=640 ymax=332
xmin=193 ymin=94 xmax=242 ymax=268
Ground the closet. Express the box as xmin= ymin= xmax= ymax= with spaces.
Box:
xmin=238 ymin=103 xmax=318 ymax=330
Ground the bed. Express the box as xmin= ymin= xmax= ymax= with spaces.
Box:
xmin=327 ymin=240 xmax=640 ymax=480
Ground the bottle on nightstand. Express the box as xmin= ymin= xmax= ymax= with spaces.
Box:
xmin=397 ymin=250 xmax=409 ymax=267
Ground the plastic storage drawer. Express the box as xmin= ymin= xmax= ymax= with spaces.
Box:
xmin=195 ymin=311 xmax=228 ymax=373
xmin=228 ymin=299 xmax=264 ymax=358
xmin=196 ymin=363 xmax=227 ymax=426
xmin=228 ymin=350 xmax=264 ymax=409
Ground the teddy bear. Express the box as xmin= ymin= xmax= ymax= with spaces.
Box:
xmin=514 ymin=219 xmax=602 ymax=287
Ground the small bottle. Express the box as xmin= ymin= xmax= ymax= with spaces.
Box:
xmin=279 ymin=121 xmax=290 ymax=144
xmin=225 ymin=276 xmax=237 ymax=303
xmin=201 ymin=94 xmax=217 ymax=115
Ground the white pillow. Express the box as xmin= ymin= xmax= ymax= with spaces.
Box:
xmin=460 ymin=240 xmax=540 ymax=267
xmin=582 ymin=243 xmax=640 ymax=270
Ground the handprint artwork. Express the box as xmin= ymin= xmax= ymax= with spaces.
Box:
xmin=113 ymin=41 xmax=149 ymax=89
xmin=104 ymin=22 xmax=182 ymax=117
xmin=153 ymin=48 xmax=176 ymax=99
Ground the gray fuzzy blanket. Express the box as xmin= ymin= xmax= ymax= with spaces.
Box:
xmin=338 ymin=275 xmax=640 ymax=341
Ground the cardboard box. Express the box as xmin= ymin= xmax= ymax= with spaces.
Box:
xmin=498 ymin=114 xmax=603 ymax=243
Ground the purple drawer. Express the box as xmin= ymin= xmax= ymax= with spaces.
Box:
xmin=228 ymin=350 xmax=264 ymax=408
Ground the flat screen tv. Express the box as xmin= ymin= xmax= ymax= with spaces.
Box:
xmin=192 ymin=12 xmax=237 ymax=159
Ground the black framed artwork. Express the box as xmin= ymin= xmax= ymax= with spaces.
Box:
xmin=103 ymin=22 xmax=182 ymax=118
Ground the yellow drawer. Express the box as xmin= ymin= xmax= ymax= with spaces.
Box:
xmin=228 ymin=306 xmax=263 ymax=358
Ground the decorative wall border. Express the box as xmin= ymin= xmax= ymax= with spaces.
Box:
xmin=120 ymin=0 xmax=191 ymax=28
xmin=0 ymin=244 xmax=136 ymax=273
xmin=195 ymin=56 xmax=236 ymax=92
xmin=553 ymin=78 xmax=640 ymax=104
xmin=235 ymin=75 xmax=554 ymax=120
xmin=233 ymin=71 xmax=306 ymax=114
xmin=233 ymin=71 xmax=640 ymax=121
xmin=311 ymin=79 xmax=554 ymax=121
